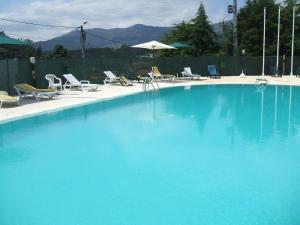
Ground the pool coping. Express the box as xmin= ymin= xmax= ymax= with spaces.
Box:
xmin=1 ymin=76 xmax=300 ymax=125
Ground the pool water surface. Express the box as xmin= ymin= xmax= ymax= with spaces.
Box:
xmin=1 ymin=85 xmax=300 ymax=225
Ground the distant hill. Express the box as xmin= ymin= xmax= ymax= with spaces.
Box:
xmin=35 ymin=24 xmax=173 ymax=51
xmin=35 ymin=22 xmax=232 ymax=51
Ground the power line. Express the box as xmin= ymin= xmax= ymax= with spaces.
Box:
xmin=6 ymin=32 xmax=40 ymax=40
xmin=0 ymin=17 xmax=77 ymax=29
xmin=85 ymin=31 xmax=126 ymax=45
xmin=1 ymin=17 xmax=126 ymax=47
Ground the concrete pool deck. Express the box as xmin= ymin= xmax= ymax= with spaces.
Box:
xmin=1 ymin=75 xmax=300 ymax=124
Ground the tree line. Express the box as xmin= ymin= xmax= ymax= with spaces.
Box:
xmin=162 ymin=0 xmax=300 ymax=56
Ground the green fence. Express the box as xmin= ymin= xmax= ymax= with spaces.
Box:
xmin=1 ymin=56 xmax=299 ymax=92
xmin=0 ymin=59 xmax=32 ymax=94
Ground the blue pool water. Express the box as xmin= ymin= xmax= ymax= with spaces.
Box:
xmin=1 ymin=85 xmax=300 ymax=225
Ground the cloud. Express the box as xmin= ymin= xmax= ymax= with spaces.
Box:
xmin=0 ymin=0 xmax=234 ymax=41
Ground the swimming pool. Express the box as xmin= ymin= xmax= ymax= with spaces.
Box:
xmin=1 ymin=85 xmax=300 ymax=225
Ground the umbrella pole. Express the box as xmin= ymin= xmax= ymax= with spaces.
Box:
xmin=151 ymin=47 xmax=159 ymax=89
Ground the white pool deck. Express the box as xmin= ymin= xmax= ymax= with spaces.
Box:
xmin=1 ymin=75 xmax=300 ymax=124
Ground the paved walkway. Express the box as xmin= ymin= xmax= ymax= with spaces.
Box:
xmin=1 ymin=76 xmax=299 ymax=124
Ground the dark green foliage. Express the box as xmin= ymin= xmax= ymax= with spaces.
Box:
xmin=162 ymin=3 xmax=219 ymax=56
xmin=161 ymin=22 xmax=193 ymax=56
xmin=238 ymin=0 xmax=300 ymax=56
xmin=190 ymin=3 xmax=220 ymax=55
xmin=50 ymin=45 xmax=70 ymax=59
xmin=280 ymin=0 xmax=300 ymax=55
xmin=238 ymin=0 xmax=279 ymax=56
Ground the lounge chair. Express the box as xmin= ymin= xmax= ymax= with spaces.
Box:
xmin=119 ymin=76 xmax=134 ymax=87
xmin=103 ymin=71 xmax=119 ymax=85
xmin=45 ymin=74 xmax=62 ymax=90
xmin=0 ymin=91 xmax=20 ymax=108
xmin=103 ymin=71 xmax=133 ymax=86
xmin=14 ymin=83 xmax=58 ymax=100
xmin=208 ymin=65 xmax=221 ymax=79
xmin=181 ymin=67 xmax=202 ymax=79
xmin=63 ymin=74 xmax=98 ymax=91
xmin=151 ymin=66 xmax=176 ymax=80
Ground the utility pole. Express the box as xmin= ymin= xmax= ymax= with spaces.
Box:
xmin=233 ymin=0 xmax=238 ymax=56
xmin=80 ymin=21 xmax=87 ymax=79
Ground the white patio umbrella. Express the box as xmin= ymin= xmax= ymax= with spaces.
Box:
xmin=131 ymin=40 xmax=176 ymax=64
xmin=131 ymin=40 xmax=176 ymax=50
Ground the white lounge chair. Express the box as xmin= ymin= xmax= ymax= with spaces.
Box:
xmin=103 ymin=71 xmax=118 ymax=85
xmin=45 ymin=74 xmax=62 ymax=90
xmin=63 ymin=74 xmax=98 ymax=91
xmin=181 ymin=67 xmax=202 ymax=79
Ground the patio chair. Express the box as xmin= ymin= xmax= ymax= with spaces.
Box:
xmin=181 ymin=67 xmax=202 ymax=79
xmin=151 ymin=66 xmax=176 ymax=80
xmin=63 ymin=74 xmax=98 ymax=91
xmin=0 ymin=91 xmax=20 ymax=108
xmin=14 ymin=83 xmax=58 ymax=100
xmin=208 ymin=65 xmax=221 ymax=79
xmin=103 ymin=71 xmax=119 ymax=85
xmin=45 ymin=74 xmax=62 ymax=90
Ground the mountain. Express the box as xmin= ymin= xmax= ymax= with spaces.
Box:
xmin=35 ymin=22 xmax=232 ymax=51
xmin=35 ymin=24 xmax=173 ymax=51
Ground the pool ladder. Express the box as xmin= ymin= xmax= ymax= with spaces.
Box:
xmin=256 ymin=78 xmax=269 ymax=89
xmin=143 ymin=77 xmax=160 ymax=92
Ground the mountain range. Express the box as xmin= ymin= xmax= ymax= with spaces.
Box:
xmin=35 ymin=22 xmax=231 ymax=51
xmin=35 ymin=24 xmax=172 ymax=51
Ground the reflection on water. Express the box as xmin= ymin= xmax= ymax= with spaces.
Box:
xmin=1 ymin=85 xmax=300 ymax=150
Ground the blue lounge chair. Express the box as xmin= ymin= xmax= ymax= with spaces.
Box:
xmin=208 ymin=65 xmax=221 ymax=79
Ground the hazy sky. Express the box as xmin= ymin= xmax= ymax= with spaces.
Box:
xmin=0 ymin=0 xmax=248 ymax=41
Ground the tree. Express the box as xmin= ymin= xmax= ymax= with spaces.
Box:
xmin=280 ymin=0 xmax=300 ymax=56
xmin=190 ymin=3 xmax=219 ymax=55
xmin=35 ymin=47 xmax=42 ymax=59
xmin=161 ymin=21 xmax=193 ymax=56
xmin=161 ymin=3 xmax=219 ymax=56
xmin=51 ymin=45 xmax=70 ymax=59
xmin=238 ymin=0 xmax=279 ymax=56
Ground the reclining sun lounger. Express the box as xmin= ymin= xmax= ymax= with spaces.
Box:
xmin=119 ymin=76 xmax=134 ymax=86
xmin=103 ymin=71 xmax=119 ymax=85
xmin=63 ymin=74 xmax=99 ymax=91
xmin=151 ymin=66 xmax=176 ymax=80
xmin=14 ymin=83 xmax=58 ymax=100
xmin=181 ymin=67 xmax=202 ymax=79
xmin=103 ymin=71 xmax=133 ymax=86
xmin=208 ymin=65 xmax=221 ymax=79
xmin=0 ymin=91 xmax=20 ymax=108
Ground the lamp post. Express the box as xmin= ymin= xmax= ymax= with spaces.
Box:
xmin=240 ymin=49 xmax=246 ymax=77
xmin=80 ymin=21 xmax=87 ymax=79
xmin=276 ymin=6 xmax=281 ymax=77
xmin=262 ymin=7 xmax=266 ymax=76
xmin=290 ymin=6 xmax=295 ymax=76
